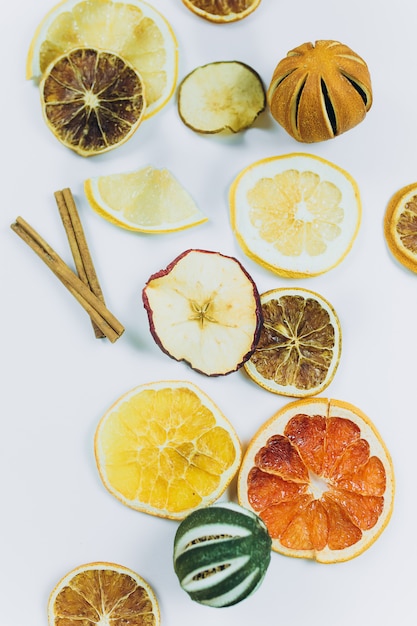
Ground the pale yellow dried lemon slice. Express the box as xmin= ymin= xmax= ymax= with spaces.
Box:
xmin=48 ymin=562 xmax=160 ymax=626
xmin=85 ymin=166 xmax=207 ymax=232
xmin=27 ymin=0 xmax=178 ymax=119
xmin=244 ymin=287 xmax=342 ymax=397
xmin=40 ymin=47 xmax=145 ymax=156
xmin=94 ymin=380 xmax=242 ymax=519
xmin=384 ymin=182 xmax=417 ymax=273
xmin=230 ymin=153 xmax=361 ymax=278
xmin=182 ymin=0 xmax=261 ymax=23
xmin=178 ymin=61 xmax=266 ymax=134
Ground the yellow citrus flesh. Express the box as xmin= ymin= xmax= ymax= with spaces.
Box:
xmin=40 ymin=47 xmax=145 ymax=156
xmin=229 ymin=153 xmax=361 ymax=278
xmin=238 ymin=398 xmax=395 ymax=563
xmin=384 ymin=182 xmax=417 ymax=273
xmin=94 ymin=381 xmax=242 ymax=519
xmin=48 ymin=562 xmax=160 ymax=626
xmin=27 ymin=0 xmax=178 ymax=119
xmin=244 ymin=288 xmax=342 ymax=397
xmin=181 ymin=0 xmax=261 ymax=22
xmin=85 ymin=166 xmax=207 ymax=232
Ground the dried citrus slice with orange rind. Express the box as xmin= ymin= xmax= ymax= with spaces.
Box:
xmin=40 ymin=47 xmax=146 ymax=156
xmin=178 ymin=61 xmax=266 ymax=134
xmin=384 ymin=182 xmax=417 ymax=273
xmin=94 ymin=380 xmax=242 ymax=519
xmin=27 ymin=0 xmax=178 ymax=119
xmin=244 ymin=288 xmax=342 ymax=397
xmin=237 ymin=397 xmax=395 ymax=563
xmin=230 ymin=153 xmax=361 ymax=278
xmin=85 ymin=166 xmax=207 ymax=232
xmin=181 ymin=0 xmax=261 ymax=23
xmin=48 ymin=562 xmax=160 ymax=626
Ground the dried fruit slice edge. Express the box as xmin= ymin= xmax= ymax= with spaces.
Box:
xmin=181 ymin=0 xmax=261 ymax=23
xmin=384 ymin=182 xmax=417 ymax=273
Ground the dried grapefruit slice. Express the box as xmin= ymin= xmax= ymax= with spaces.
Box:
xmin=230 ymin=153 xmax=361 ymax=278
xmin=384 ymin=182 xmax=417 ymax=273
xmin=181 ymin=0 xmax=261 ymax=23
xmin=94 ymin=380 xmax=242 ymax=519
xmin=237 ymin=398 xmax=394 ymax=563
xmin=244 ymin=288 xmax=342 ymax=397
xmin=48 ymin=562 xmax=160 ymax=626
xmin=27 ymin=0 xmax=178 ymax=119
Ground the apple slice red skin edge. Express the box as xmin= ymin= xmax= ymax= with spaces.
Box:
xmin=142 ymin=249 xmax=264 ymax=377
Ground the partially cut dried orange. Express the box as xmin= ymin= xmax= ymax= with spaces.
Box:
xmin=238 ymin=398 xmax=394 ymax=563
xmin=244 ymin=288 xmax=342 ymax=397
xmin=48 ymin=562 xmax=160 ymax=626
xmin=384 ymin=182 xmax=417 ymax=273
xmin=94 ymin=380 xmax=241 ymax=519
xmin=182 ymin=0 xmax=261 ymax=23
xmin=40 ymin=47 xmax=146 ymax=156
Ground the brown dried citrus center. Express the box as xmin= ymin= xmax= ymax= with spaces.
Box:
xmin=188 ymin=0 xmax=257 ymax=16
xmin=396 ymin=194 xmax=417 ymax=254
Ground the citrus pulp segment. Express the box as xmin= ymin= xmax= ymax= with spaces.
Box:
xmin=85 ymin=166 xmax=207 ymax=232
xmin=181 ymin=0 xmax=261 ymax=23
xmin=27 ymin=0 xmax=178 ymax=119
xmin=244 ymin=288 xmax=342 ymax=397
xmin=384 ymin=182 xmax=417 ymax=273
xmin=48 ymin=562 xmax=160 ymax=626
xmin=237 ymin=398 xmax=394 ymax=563
xmin=230 ymin=153 xmax=361 ymax=278
xmin=40 ymin=47 xmax=145 ymax=156
xmin=178 ymin=61 xmax=266 ymax=134
xmin=94 ymin=381 xmax=242 ymax=519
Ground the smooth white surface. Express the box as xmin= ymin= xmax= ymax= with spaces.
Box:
xmin=1 ymin=1 xmax=416 ymax=624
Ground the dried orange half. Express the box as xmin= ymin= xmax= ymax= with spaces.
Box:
xmin=40 ymin=47 xmax=146 ymax=156
xmin=244 ymin=288 xmax=342 ymax=397
xmin=238 ymin=398 xmax=395 ymax=563
xmin=94 ymin=380 xmax=241 ymax=519
xmin=48 ymin=562 xmax=160 ymax=626
xmin=384 ymin=182 xmax=417 ymax=274
xmin=182 ymin=0 xmax=261 ymax=23
xmin=230 ymin=153 xmax=361 ymax=278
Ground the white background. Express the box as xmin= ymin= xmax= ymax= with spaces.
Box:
xmin=2 ymin=1 xmax=417 ymax=624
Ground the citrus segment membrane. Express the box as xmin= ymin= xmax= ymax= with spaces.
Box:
xmin=27 ymin=0 xmax=178 ymax=118
xmin=230 ymin=153 xmax=361 ymax=277
xmin=181 ymin=0 xmax=261 ymax=23
xmin=178 ymin=61 xmax=266 ymax=134
xmin=48 ymin=562 xmax=160 ymax=626
xmin=384 ymin=182 xmax=417 ymax=273
xmin=237 ymin=398 xmax=394 ymax=563
xmin=40 ymin=47 xmax=146 ymax=156
xmin=85 ymin=166 xmax=207 ymax=232
xmin=244 ymin=288 xmax=342 ymax=397
xmin=94 ymin=381 xmax=242 ymax=519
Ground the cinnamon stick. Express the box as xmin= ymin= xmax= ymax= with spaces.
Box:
xmin=11 ymin=216 xmax=124 ymax=343
xmin=54 ymin=188 xmax=106 ymax=338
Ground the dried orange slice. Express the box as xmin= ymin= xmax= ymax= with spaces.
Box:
xmin=230 ymin=153 xmax=361 ymax=278
xmin=85 ymin=166 xmax=207 ymax=232
xmin=181 ymin=0 xmax=261 ymax=23
xmin=384 ymin=182 xmax=417 ymax=273
xmin=94 ymin=380 xmax=242 ymax=519
xmin=40 ymin=47 xmax=145 ymax=156
xmin=27 ymin=0 xmax=178 ymax=119
xmin=244 ymin=288 xmax=342 ymax=397
xmin=48 ymin=562 xmax=160 ymax=626
xmin=238 ymin=398 xmax=395 ymax=563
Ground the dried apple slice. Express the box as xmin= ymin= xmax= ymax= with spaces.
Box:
xmin=142 ymin=249 xmax=263 ymax=376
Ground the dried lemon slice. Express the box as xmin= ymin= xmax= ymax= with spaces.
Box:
xmin=85 ymin=166 xmax=207 ymax=233
xmin=181 ymin=0 xmax=261 ymax=23
xmin=230 ymin=153 xmax=361 ymax=278
xmin=244 ymin=288 xmax=342 ymax=397
xmin=27 ymin=0 xmax=178 ymax=119
xmin=238 ymin=397 xmax=395 ymax=563
xmin=384 ymin=182 xmax=417 ymax=273
xmin=40 ymin=47 xmax=146 ymax=156
xmin=178 ymin=61 xmax=266 ymax=134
